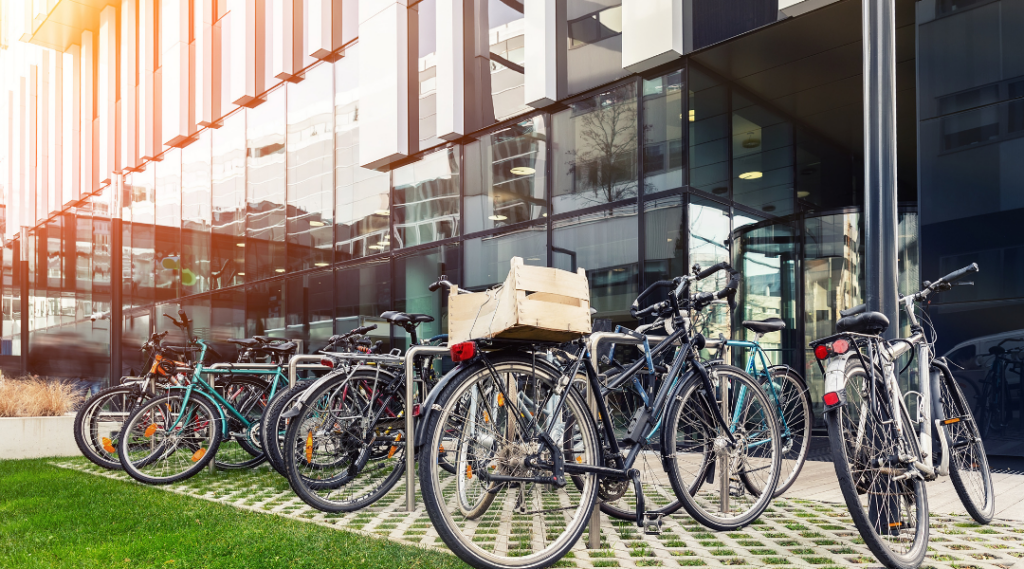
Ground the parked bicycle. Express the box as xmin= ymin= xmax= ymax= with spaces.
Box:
xmin=977 ymin=337 xmax=1023 ymax=437
xmin=810 ymin=263 xmax=994 ymax=569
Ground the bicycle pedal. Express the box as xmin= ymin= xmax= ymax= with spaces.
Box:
xmin=642 ymin=512 xmax=663 ymax=535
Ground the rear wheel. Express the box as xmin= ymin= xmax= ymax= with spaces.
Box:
xmin=764 ymin=366 xmax=812 ymax=497
xmin=74 ymin=384 xmax=147 ymax=470
xmin=826 ymin=358 xmax=928 ymax=569
xmin=937 ymin=365 xmax=995 ymax=524
xmin=214 ymin=377 xmax=271 ymax=470
xmin=261 ymin=382 xmax=314 ymax=476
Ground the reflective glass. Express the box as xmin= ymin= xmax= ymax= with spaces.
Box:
xmin=246 ymin=280 xmax=286 ymax=338
xmin=416 ymin=0 xmax=443 ymax=150
xmin=246 ymin=88 xmax=287 ymax=281
xmin=643 ymin=194 xmax=685 ymax=285
xmin=689 ymin=197 xmax=731 ymax=340
xmin=335 ymin=260 xmax=392 ymax=352
xmin=553 ymin=205 xmax=638 ymax=326
xmin=91 ymin=187 xmax=112 ymax=317
xmin=72 ymin=203 xmax=93 ymax=320
xmin=552 ymin=83 xmax=638 ymax=213
xmin=464 ymin=115 xmax=547 ymax=234
xmin=393 ymin=147 xmax=461 ymax=248
xmin=643 ymin=71 xmax=685 ymax=194
xmin=210 ymin=287 xmax=245 ymax=357
xmin=286 ymin=272 xmax=334 ymax=352
xmin=130 ymin=167 xmax=156 ymax=308
xmin=212 ymin=111 xmax=247 ymax=288
xmin=462 ymin=225 xmax=547 ymax=289
xmin=688 ymin=67 xmax=729 ymax=197
xmin=485 ymin=0 xmax=529 ymax=122
xmin=566 ymin=1 xmax=628 ymax=96
xmin=182 ymin=131 xmax=212 ymax=294
xmin=122 ymin=311 xmax=151 ymax=376
xmin=731 ymin=93 xmax=794 ymax=216
xmin=287 ymin=64 xmax=334 ymax=271
xmin=154 ymin=148 xmax=182 ymax=301
xmin=393 ymin=244 xmax=460 ymax=351
xmin=335 ymin=45 xmax=392 ymax=261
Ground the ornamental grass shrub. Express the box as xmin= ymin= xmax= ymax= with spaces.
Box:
xmin=0 ymin=376 xmax=84 ymax=417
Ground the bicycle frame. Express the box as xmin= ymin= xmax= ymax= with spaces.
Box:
xmin=726 ymin=339 xmax=792 ymax=444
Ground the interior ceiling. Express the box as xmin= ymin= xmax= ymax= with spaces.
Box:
xmin=691 ymin=0 xmax=917 ymax=159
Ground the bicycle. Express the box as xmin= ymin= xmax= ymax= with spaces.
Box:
xmin=416 ymin=263 xmax=783 ymax=569
xmin=810 ymin=263 xmax=994 ymax=569
xmin=977 ymin=338 xmax=1023 ymax=437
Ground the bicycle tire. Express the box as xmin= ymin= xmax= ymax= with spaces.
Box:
xmin=936 ymin=364 xmax=995 ymax=524
xmin=663 ymin=364 xmax=782 ymax=531
xmin=261 ymin=382 xmax=315 ymax=476
xmin=118 ymin=391 xmax=222 ymax=485
xmin=214 ymin=376 xmax=271 ymax=470
xmin=825 ymin=357 xmax=928 ymax=569
xmin=418 ymin=353 xmax=599 ymax=569
xmin=74 ymin=384 xmax=146 ymax=470
xmin=764 ymin=366 xmax=813 ymax=498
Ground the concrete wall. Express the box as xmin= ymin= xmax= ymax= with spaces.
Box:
xmin=0 ymin=415 xmax=79 ymax=459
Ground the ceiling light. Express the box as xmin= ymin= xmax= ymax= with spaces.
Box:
xmin=374 ymin=209 xmax=390 ymax=216
xmin=738 ymin=171 xmax=763 ymax=180
xmin=797 ymin=191 xmax=811 ymax=198
xmin=309 ymin=220 xmax=325 ymax=227
xmin=613 ymin=267 xmax=626 ymax=273
xmin=237 ymin=272 xmax=245 ymax=276
xmin=711 ymin=187 xmax=728 ymax=195
xmin=762 ymin=205 xmax=776 ymax=212
xmin=510 ymin=166 xmax=535 ymax=176
xmin=667 ymin=238 xmax=673 ymax=242
xmin=489 ymin=214 xmax=508 ymax=221
xmin=275 ymin=268 xmax=286 ymax=273
xmin=742 ymin=132 xmax=761 ymax=149
xmin=688 ymin=110 xmax=695 ymax=122
xmin=368 ymin=244 xmax=386 ymax=250
xmin=314 ymin=262 xmax=330 ymax=267
xmin=236 ymin=242 xmax=246 ymax=247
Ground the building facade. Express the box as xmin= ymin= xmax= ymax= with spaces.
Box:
xmin=1 ymin=0 xmax=1022 ymax=455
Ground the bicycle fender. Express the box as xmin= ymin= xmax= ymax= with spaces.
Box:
xmin=413 ymin=363 xmax=467 ymax=448
xmin=823 ymin=352 xmax=856 ymax=403
xmin=282 ymin=365 xmax=393 ymax=418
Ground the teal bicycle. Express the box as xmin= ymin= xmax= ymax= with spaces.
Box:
xmin=117 ymin=310 xmax=295 ymax=484
xmin=704 ymin=317 xmax=812 ymax=497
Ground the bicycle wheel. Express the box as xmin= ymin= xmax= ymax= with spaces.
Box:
xmin=118 ymin=391 xmax=222 ymax=485
xmin=937 ymin=364 xmax=995 ymax=524
xmin=214 ymin=377 xmax=271 ymax=470
xmin=283 ymin=368 xmax=407 ymax=512
xmin=764 ymin=366 xmax=812 ymax=497
xmin=74 ymin=384 xmax=147 ymax=470
xmin=663 ymin=364 xmax=781 ymax=531
xmin=418 ymin=354 xmax=600 ymax=569
xmin=261 ymin=381 xmax=314 ymax=476
xmin=825 ymin=357 xmax=928 ymax=569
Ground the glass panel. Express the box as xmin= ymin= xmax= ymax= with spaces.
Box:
xmin=462 ymin=225 xmax=547 ymax=289
xmin=393 ymin=244 xmax=460 ymax=351
xmin=286 ymin=272 xmax=334 ymax=352
xmin=73 ymin=203 xmax=93 ymax=321
xmin=212 ymin=111 xmax=247 ymax=288
xmin=130 ymin=167 xmax=156 ymax=308
xmin=688 ymin=67 xmax=729 ymax=197
xmin=91 ymin=187 xmax=113 ymax=319
xmin=182 ymin=131 xmax=212 ymax=294
xmin=566 ymin=1 xmax=628 ymax=96
xmin=643 ymin=193 xmax=685 ymax=285
xmin=335 ymin=45 xmax=392 ymax=261
xmin=393 ymin=147 xmax=461 ymax=248
xmin=335 ymin=260 xmax=392 ymax=352
xmin=121 ymin=311 xmax=151 ymax=376
xmin=689 ymin=196 xmax=731 ymax=340
xmin=731 ymin=93 xmax=794 ymax=216
xmin=154 ymin=148 xmax=182 ymax=301
xmin=247 ymin=88 xmax=288 ymax=281
xmin=643 ymin=70 xmax=685 ymax=194
xmin=416 ymin=0 xmax=443 ymax=150
xmin=552 ymin=83 xmax=638 ymax=213
xmin=464 ymin=115 xmax=547 ymax=234
xmin=485 ymin=0 xmax=528 ymax=122
xmin=553 ymin=204 xmax=638 ymax=327
xmin=246 ymin=280 xmax=286 ymax=339
xmin=210 ymin=287 xmax=246 ymax=357
xmin=287 ymin=64 xmax=334 ymax=271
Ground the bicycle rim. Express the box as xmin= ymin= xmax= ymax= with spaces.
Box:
xmin=420 ymin=358 xmax=598 ymax=569
xmin=215 ymin=378 xmax=270 ymax=469
xmin=76 ymin=386 xmax=140 ymax=470
xmin=938 ymin=367 xmax=995 ymax=523
xmin=765 ymin=367 xmax=812 ymax=497
xmin=119 ymin=392 xmax=221 ymax=484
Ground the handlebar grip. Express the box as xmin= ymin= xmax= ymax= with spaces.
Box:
xmin=630 ymin=280 xmax=674 ymax=317
xmin=164 ymin=314 xmax=180 ymax=324
xmin=840 ymin=303 xmax=867 ymax=317
xmin=428 ymin=281 xmax=441 ymax=292
xmin=939 ymin=263 xmax=979 ymax=285
xmin=697 ymin=262 xmax=731 ymax=281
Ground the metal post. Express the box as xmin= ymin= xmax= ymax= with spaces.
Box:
xmin=402 ymin=345 xmax=450 ymax=512
xmin=863 ymin=0 xmax=899 ymax=339
xmin=587 ymin=383 xmax=601 ymax=549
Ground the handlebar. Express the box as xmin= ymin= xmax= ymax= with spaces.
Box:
xmin=694 ymin=262 xmax=741 ymax=311
xmin=429 ymin=275 xmax=454 ymax=293
xmin=940 ymin=263 xmax=979 ymax=285
xmin=840 ymin=303 xmax=866 ymax=317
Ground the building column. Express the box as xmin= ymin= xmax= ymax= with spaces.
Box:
xmin=862 ymin=0 xmax=898 ymax=338
xmin=111 ymin=214 xmax=122 ymax=385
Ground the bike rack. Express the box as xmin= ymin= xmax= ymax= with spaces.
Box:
xmin=403 ymin=345 xmax=450 ymax=512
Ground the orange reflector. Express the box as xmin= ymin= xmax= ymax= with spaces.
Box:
xmin=497 ymin=393 xmax=504 ymax=407
xmin=305 ymin=431 xmax=314 ymax=462
xmin=439 ymin=445 xmax=445 ymax=453
xmin=388 ymin=433 xmax=402 ymax=459
xmin=102 ymin=437 xmax=116 ymax=453
xmin=191 ymin=448 xmax=206 ymax=462
xmin=889 ymin=522 xmax=902 ymax=528
xmin=466 ymin=464 xmax=473 ymax=479
xmin=942 ymin=417 xmax=961 ymax=425
xmin=483 ymin=410 xmax=490 ymax=423
xmin=576 ymin=455 xmax=583 ymax=464
xmin=144 ymin=424 xmax=158 ymax=438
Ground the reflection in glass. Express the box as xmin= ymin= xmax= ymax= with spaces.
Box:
xmin=731 ymin=93 xmax=794 ymax=216
xmin=689 ymin=197 xmax=731 ymax=340
xmin=643 ymin=71 xmax=685 ymax=194
xmin=566 ymin=1 xmax=628 ymax=96
xmin=287 ymin=64 xmax=334 ymax=271
xmin=247 ymin=88 xmax=288 ymax=281
xmin=335 ymin=46 xmax=392 ymax=261
xmin=182 ymin=131 xmax=212 ymax=294
xmin=212 ymin=112 xmax=246 ymax=288
xmin=688 ymin=67 xmax=729 ymax=196
xmin=246 ymin=280 xmax=286 ymax=338
xmin=393 ymin=147 xmax=461 ymax=249
xmin=553 ymin=205 xmax=638 ymax=324
xmin=336 ymin=261 xmax=392 ymax=352
xmin=485 ymin=0 xmax=528 ymax=122
xmin=287 ymin=272 xmax=334 ymax=352
xmin=552 ymin=83 xmax=638 ymax=213
xmin=91 ymin=187 xmax=113 ymax=320
xmin=463 ymin=225 xmax=546 ymax=289
xmin=415 ymin=0 xmax=442 ymax=150
xmin=393 ymin=244 xmax=460 ymax=351
xmin=210 ymin=288 xmax=245 ymax=357
xmin=464 ymin=115 xmax=547 ymax=233
xmin=643 ymin=194 xmax=685 ymax=285
xmin=130 ymin=168 xmax=156 ymax=309
xmin=155 ymin=148 xmax=182 ymax=301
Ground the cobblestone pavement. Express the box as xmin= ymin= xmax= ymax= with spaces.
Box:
xmin=54 ymin=459 xmax=1024 ymax=569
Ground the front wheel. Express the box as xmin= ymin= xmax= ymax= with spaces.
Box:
xmin=937 ymin=365 xmax=995 ymax=524
xmin=826 ymin=358 xmax=928 ymax=569
xmin=764 ymin=366 xmax=812 ymax=498
xmin=74 ymin=384 xmax=147 ymax=470
xmin=418 ymin=354 xmax=600 ymax=569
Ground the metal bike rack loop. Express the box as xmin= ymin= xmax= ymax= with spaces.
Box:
xmin=403 ymin=345 xmax=450 ymax=512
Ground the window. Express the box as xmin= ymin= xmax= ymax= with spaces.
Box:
xmin=211 ymin=112 xmax=247 ymax=288
xmin=246 ymin=88 xmax=287 ymax=281
xmin=392 ymin=147 xmax=461 ymax=249
xmin=568 ymin=5 xmax=622 ymax=48
xmin=643 ymin=71 xmax=685 ymax=193
xmin=182 ymin=131 xmax=212 ymax=294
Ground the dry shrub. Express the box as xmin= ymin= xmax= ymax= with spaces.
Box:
xmin=0 ymin=376 xmax=85 ymax=417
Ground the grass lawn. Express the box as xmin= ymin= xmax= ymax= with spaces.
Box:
xmin=0 ymin=459 xmax=465 ymax=569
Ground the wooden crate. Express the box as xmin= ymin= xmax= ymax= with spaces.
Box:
xmin=448 ymin=257 xmax=591 ymax=344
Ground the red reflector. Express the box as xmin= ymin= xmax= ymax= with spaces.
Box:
xmin=823 ymin=392 xmax=841 ymax=406
xmin=450 ymin=341 xmax=476 ymax=362
xmin=832 ymin=338 xmax=850 ymax=354
xmin=814 ymin=345 xmax=831 ymax=360
xmin=320 ymin=358 xmax=335 ymax=368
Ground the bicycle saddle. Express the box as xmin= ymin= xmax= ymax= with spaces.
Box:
xmin=742 ymin=318 xmax=786 ymax=335
xmin=836 ymin=311 xmax=889 ymax=335
xmin=262 ymin=342 xmax=297 ymax=354
xmin=227 ymin=338 xmax=260 ymax=347
xmin=380 ymin=311 xmax=435 ymax=326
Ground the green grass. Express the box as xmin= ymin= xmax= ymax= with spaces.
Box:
xmin=0 ymin=459 xmax=465 ymax=569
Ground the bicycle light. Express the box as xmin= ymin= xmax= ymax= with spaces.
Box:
xmin=823 ymin=390 xmax=846 ymax=409
xmin=832 ymin=338 xmax=850 ymax=354
xmin=320 ymin=358 xmax=335 ymax=368
xmin=814 ymin=345 xmax=831 ymax=360
xmin=450 ymin=341 xmax=476 ymax=362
